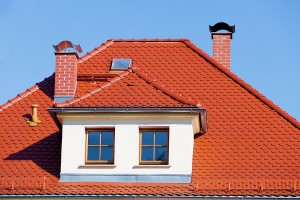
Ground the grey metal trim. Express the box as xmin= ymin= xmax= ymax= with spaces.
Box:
xmin=60 ymin=173 xmax=191 ymax=183
xmin=48 ymin=107 xmax=205 ymax=113
xmin=54 ymin=96 xmax=73 ymax=103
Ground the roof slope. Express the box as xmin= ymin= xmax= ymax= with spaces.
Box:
xmin=0 ymin=75 xmax=62 ymax=190
xmin=0 ymin=39 xmax=300 ymax=197
xmin=54 ymin=67 xmax=202 ymax=109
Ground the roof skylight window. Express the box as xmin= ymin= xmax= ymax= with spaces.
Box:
xmin=111 ymin=58 xmax=132 ymax=70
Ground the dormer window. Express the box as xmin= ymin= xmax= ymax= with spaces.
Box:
xmin=139 ymin=129 xmax=169 ymax=165
xmin=86 ymin=129 xmax=115 ymax=164
xmin=110 ymin=58 xmax=132 ymax=70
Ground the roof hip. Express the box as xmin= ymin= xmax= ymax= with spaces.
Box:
xmin=182 ymin=40 xmax=300 ymax=129
xmin=78 ymin=39 xmax=114 ymax=63
xmin=131 ymin=66 xmax=204 ymax=109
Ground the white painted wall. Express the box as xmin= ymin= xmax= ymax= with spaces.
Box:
xmin=59 ymin=113 xmax=198 ymax=179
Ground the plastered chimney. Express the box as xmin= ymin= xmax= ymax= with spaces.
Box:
xmin=53 ymin=41 xmax=82 ymax=103
xmin=209 ymin=22 xmax=235 ymax=70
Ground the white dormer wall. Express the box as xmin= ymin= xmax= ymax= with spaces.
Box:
xmin=58 ymin=112 xmax=200 ymax=183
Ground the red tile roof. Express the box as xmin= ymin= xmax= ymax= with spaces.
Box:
xmin=54 ymin=66 xmax=202 ymax=109
xmin=0 ymin=39 xmax=300 ymax=197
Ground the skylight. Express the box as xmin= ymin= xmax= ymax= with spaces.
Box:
xmin=111 ymin=58 xmax=132 ymax=70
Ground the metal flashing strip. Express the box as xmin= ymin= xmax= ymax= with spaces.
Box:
xmin=54 ymin=96 xmax=74 ymax=103
xmin=60 ymin=173 xmax=191 ymax=183
xmin=48 ymin=107 xmax=205 ymax=113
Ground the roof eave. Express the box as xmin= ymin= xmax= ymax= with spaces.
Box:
xmin=48 ymin=107 xmax=208 ymax=134
xmin=2 ymin=194 xmax=300 ymax=199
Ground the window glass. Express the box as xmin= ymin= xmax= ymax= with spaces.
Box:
xmin=101 ymin=147 xmax=113 ymax=161
xmin=141 ymin=147 xmax=154 ymax=161
xmin=155 ymin=147 xmax=167 ymax=161
xmin=142 ymin=131 xmax=154 ymax=145
xmin=111 ymin=58 xmax=131 ymax=70
xmin=87 ymin=147 xmax=99 ymax=161
xmin=88 ymin=132 xmax=100 ymax=145
xmin=155 ymin=131 xmax=167 ymax=145
xmin=102 ymin=131 xmax=113 ymax=145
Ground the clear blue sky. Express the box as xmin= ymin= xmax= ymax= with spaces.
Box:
xmin=0 ymin=0 xmax=299 ymax=121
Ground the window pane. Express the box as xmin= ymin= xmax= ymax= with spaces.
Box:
xmin=141 ymin=147 xmax=153 ymax=161
xmin=87 ymin=147 xmax=99 ymax=161
xmin=155 ymin=147 xmax=167 ymax=161
xmin=88 ymin=132 xmax=100 ymax=145
xmin=142 ymin=132 xmax=154 ymax=145
xmin=155 ymin=131 xmax=167 ymax=145
xmin=102 ymin=131 xmax=113 ymax=145
xmin=101 ymin=147 xmax=113 ymax=161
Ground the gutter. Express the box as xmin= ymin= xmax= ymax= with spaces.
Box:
xmin=1 ymin=194 xmax=300 ymax=199
xmin=48 ymin=107 xmax=205 ymax=113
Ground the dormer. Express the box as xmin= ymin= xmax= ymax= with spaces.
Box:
xmin=50 ymin=65 xmax=208 ymax=183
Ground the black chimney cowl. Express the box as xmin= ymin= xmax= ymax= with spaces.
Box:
xmin=209 ymin=22 xmax=235 ymax=33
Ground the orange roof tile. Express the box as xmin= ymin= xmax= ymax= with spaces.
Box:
xmin=54 ymin=66 xmax=202 ymax=109
xmin=0 ymin=39 xmax=300 ymax=197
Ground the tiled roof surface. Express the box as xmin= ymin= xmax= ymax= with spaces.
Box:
xmin=0 ymin=39 xmax=300 ymax=197
xmin=54 ymin=67 xmax=202 ymax=108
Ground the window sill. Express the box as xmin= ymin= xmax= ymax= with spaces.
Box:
xmin=133 ymin=165 xmax=171 ymax=169
xmin=78 ymin=165 xmax=116 ymax=169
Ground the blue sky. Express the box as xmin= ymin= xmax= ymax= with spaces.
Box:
xmin=0 ymin=0 xmax=299 ymax=121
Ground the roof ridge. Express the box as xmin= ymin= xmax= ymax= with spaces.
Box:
xmin=114 ymin=38 xmax=189 ymax=42
xmin=131 ymin=66 xmax=204 ymax=108
xmin=78 ymin=39 xmax=114 ymax=63
xmin=53 ymin=70 xmax=131 ymax=107
xmin=182 ymin=40 xmax=300 ymax=129
xmin=0 ymin=74 xmax=55 ymax=112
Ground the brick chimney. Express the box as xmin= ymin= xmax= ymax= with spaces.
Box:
xmin=209 ymin=22 xmax=235 ymax=70
xmin=53 ymin=41 xmax=82 ymax=102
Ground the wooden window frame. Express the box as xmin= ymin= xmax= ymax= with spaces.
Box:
xmin=85 ymin=129 xmax=115 ymax=164
xmin=139 ymin=128 xmax=169 ymax=165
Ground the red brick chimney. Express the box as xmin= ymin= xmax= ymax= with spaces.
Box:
xmin=209 ymin=22 xmax=235 ymax=70
xmin=53 ymin=41 xmax=82 ymax=102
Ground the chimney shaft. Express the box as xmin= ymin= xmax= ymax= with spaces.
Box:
xmin=53 ymin=40 xmax=82 ymax=103
xmin=209 ymin=22 xmax=235 ymax=70
xmin=54 ymin=52 xmax=78 ymax=102
xmin=212 ymin=33 xmax=232 ymax=70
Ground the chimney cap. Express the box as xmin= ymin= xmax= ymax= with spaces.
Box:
xmin=53 ymin=40 xmax=82 ymax=53
xmin=209 ymin=22 xmax=235 ymax=33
